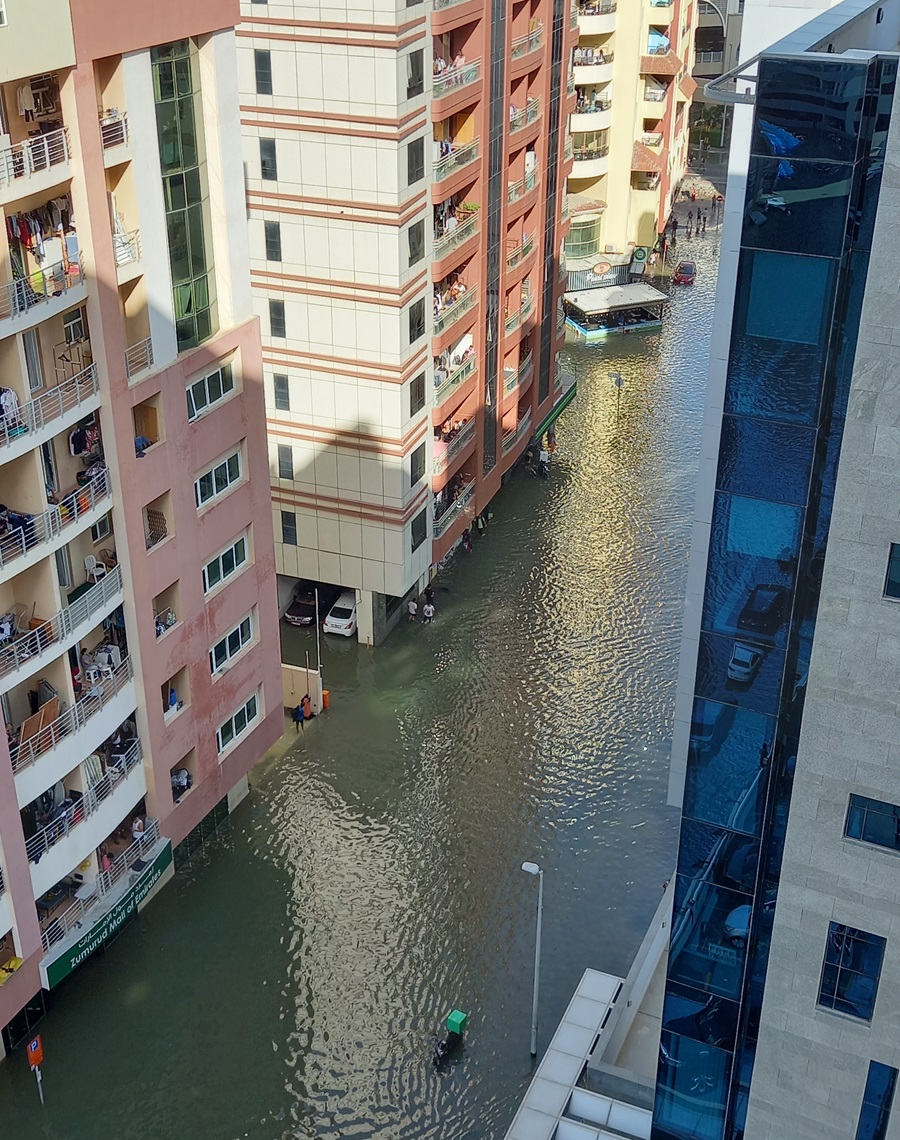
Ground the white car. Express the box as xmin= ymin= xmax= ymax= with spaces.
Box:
xmin=323 ymin=591 xmax=357 ymax=637
xmin=727 ymin=642 xmax=763 ymax=684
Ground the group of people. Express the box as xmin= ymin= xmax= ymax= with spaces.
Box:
xmin=433 ymin=341 xmax=475 ymax=390
xmin=433 ymin=51 xmax=469 ymax=84
xmin=408 ymin=587 xmax=436 ymax=624
xmin=573 ymin=47 xmax=605 ymax=66
xmin=434 ymin=275 xmax=467 ymax=318
xmin=435 ymin=416 xmax=470 ymax=445
xmin=574 ymin=87 xmax=609 ymax=115
xmin=292 ymin=692 xmax=314 ymax=733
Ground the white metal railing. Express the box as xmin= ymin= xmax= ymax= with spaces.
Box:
xmin=502 ymin=409 xmax=533 ymax=454
xmin=125 ymin=336 xmax=153 ymax=379
xmin=567 ymin=73 xmax=575 ymax=95
xmin=511 ymin=27 xmax=543 ymax=58
xmin=434 ymin=0 xmax=471 ymax=10
xmin=562 ymin=197 xmax=570 ymax=219
xmin=434 ymin=288 xmax=476 ymax=334
xmin=644 ymin=86 xmax=667 ymax=101
xmin=0 ymin=566 xmax=122 ymax=682
xmin=642 ymin=132 xmax=664 ymax=145
xmin=154 ymin=607 xmax=177 ymax=637
xmin=433 ymin=58 xmax=481 ymax=97
xmin=574 ymin=97 xmax=612 ymax=114
xmin=508 ymin=168 xmax=537 ymax=205
xmin=573 ymin=143 xmax=610 ymax=162
xmin=434 ymin=478 xmax=476 ymax=538
xmin=0 ymin=127 xmax=70 ymax=191
xmin=26 ymin=740 xmax=142 ymax=864
xmin=114 ymin=229 xmax=142 ymax=267
xmin=11 ymin=655 xmax=133 ymax=775
xmin=573 ymin=49 xmax=614 ymax=66
xmin=434 ymin=419 xmax=476 ymax=473
xmin=506 ymin=233 xmax=535 ymax=270
xmin=434 ymin=137 xmax=479 ymax=182
xmin=510 ymin=98 xmax=540 ymax=132
xmin=0 ymin=364 xmax=98 ymax=451
xmin=564 ymin=136 xmax=573 ymax=159
xmin=435 ymin=356 xmax=476 ymax=403
xmin=40 ymin=818 xmax=159 ymax=953
xmin=0 ymin=255 xmax=84 ymax=325
xmin=434 ymin=212 xmax=479 ymax=259
xmin=504 ymin=352 xmax=534 ymax=394
xmin=0 ymin=471 xmax=110 ymax=572
xmin=505 ymin=293 xmax=534 ymax=334
xmin=557 ymin=308 xmax=565 ymax=336
xmin=696 ymin=50 xmax=724 ymax=63
xmin=100 ymin=114 xmax=128 ymax=150
xmin=578 ymin=0 xmax=617 ymax=12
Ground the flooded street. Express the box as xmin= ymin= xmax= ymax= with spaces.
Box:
xmin=0 ymin=231 xmax=720 ymax=1139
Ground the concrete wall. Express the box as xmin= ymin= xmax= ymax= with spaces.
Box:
xmin=0 ymin=0 xmax=75 ymax=83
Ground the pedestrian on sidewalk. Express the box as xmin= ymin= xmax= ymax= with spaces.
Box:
xmin=422 ymin=602 xmax=435 ymax=624
xmin=425 ymin=585 xmax=435 ymax=606
xmin=687 ymin=209 xmax=693 ymax=226
xmin=408 ymin=598 xmax=418 ymax=622
xmin=302 ymin=693 xmax=313 ymax=723
xmin=293 ymin=703 xmax=305 ymax=732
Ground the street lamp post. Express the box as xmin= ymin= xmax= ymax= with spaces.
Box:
xmin=522 ymin=861 xmax=544 ymax=1057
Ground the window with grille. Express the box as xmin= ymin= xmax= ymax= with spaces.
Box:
xmin=265 ymin=220 xmax=282 ymax=261
xmin=410 ymin=372 xmax=425 ymax=416
xmin=273 ymin=373 xmax=290 ymax=411
xmin=408 ymin=298 xmax=425 ymax=343
xmin=255 ymin=50 xmax=272 ymax=94
xmin=260 ymin=138 xmax=277 ymax=180
xmin=269 ymin=299 xmax=286 ymax=337
xmin=407 ymin=137 xmax=424 ymax=184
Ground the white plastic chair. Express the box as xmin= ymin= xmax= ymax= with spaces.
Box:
xmin=84 ymin=555 xmax=107 ymax=584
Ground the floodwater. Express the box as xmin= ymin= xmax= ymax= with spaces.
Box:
xmin=0 ymin=232 xmax=720 ymax=1140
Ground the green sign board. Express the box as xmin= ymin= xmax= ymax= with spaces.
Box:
xmin=42 ymin=841 xmax=173 ymax=989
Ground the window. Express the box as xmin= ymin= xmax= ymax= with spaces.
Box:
xmin=410 ymin=371 xmax=425 ymax=416
xmin=846 ymin=794 xmax=900 ymax=853
xmin=406 ymin=50 xmax=424 ymax=98
xmin=91 ymin=513 xmax=112 ymax=544
xmin=269 ymin=299 xmax=286 ymax=338
xmin=203 ymin=533 xmax=248 ymax=593
xmin=282 ymin=511 xmax=297 ymax=545
xmin=254 ymin=49 xmax=272 ymax=94
xmin=410 ymin=442 xmax=425 ymax=486
xmin=186 ymin=362 xmax=235 ymax=421
xmin=273 ymin=373 xmax=290 ymax=411
xmin=260 ymin=138 xmax=277 ymax=180
xmin=818 ymin=923 xmax=886 ymax=1021
xmin=411 ymin=507 xmax=427 ymax=551
xmin=55 ymin=546 xmax=72 ymax=590
xmin=265 ymin=220 xmax=282 ymax=262
xmin=195 ymin=449 xmax=242 ymax=508
xmin=408 ymin=220 xmax=424 ymax=266
xmin=855 ymin=1061 xmax=898 ymax=1140
xmin=277 ymin=444 xmax=293 ymax=479
xmin=216 ymin=691 xmax=260 ymax=753
xmin=407 ymin=137 xmax=424 ymax=184
xmin=63 ymin=306 xmax=87 ymax=345
xmin=408 ymin=298 xmax=425 ymax=343
xmin=210 ymin=613 xmax=254 ymax=673
xmin=23 ymin=329 xmax=43 ymax=392
xmin=885 ymin=543 xmax=900 ymax=599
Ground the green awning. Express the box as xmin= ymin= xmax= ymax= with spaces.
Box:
xmin=534 ymin=379 xmax=577 ymax=439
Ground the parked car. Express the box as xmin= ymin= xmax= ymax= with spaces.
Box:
xmin=323 ymin=591 xmax=357 ymax=637
xmin=284 ymin=582 xmax=341 ymax=627
xmin=737 ymin=583 xmax=788 ymax=637
xmin=673 ymin=261 xmax=696 ymax=285
xmin=727 ymin=642 xmax=763 ymax=684
xmin=690 ymin=701 xmax=721 ymax=749
xmin=723 ymin=895 xmax=777 ymax=947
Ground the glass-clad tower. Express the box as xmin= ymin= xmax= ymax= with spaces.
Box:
xmin=652 ymin=47 xmax=897 ymax=1140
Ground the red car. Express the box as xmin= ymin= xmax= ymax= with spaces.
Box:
xmin=673 ymin=261 xmax=696 ymax=285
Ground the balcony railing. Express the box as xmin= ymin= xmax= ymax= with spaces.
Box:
xmin=434 ymin=419 xmax=476 ymax=474
xmin=564 ymin=136 xmax=573 ymax=159
xmin=562 ymin=197 xmax=570 ymax=219
xmin=0 ymin=256 xmax=84 ymax=326
xmin=578 ymin=0 xmax=617 ymax=12
xmin=557 ymin=308 xmax=566 ymax=336
xmin=508 ymin=168 xmax=537 ymax=205
xmin=434 ymin=0 xmax=472 ymax=10
xmin=99 ymin=113 xmax=128 ymax=150
xmin=504 ymin=352 xmax=534 ymax=394
xmin=40 ymin=819 xmax=160 ymax=953
xmin=434 ymin=288 xmax=476 ymax=335
xmin=511 ymin=27 xmax=543 ymax=58
xmin=0 ymin=566 xmax=122 ymax=683
xmin=0 ymin=364 xmax=98 ymax=452
xmin=505 ymin=292 xmax=535 ymax=334
xmin=125 ymin=336 xmax=153 ymax=379
xmin=642 ymin=132 xmax=664 ymax=146
xmin=154 ymin=607 xmax=177 ymax=637
xmin=114 ymin=229 xmax=142 ymax=267
xmin=573 ymin=142 xmax=610 ymax=162
xmin=506 ymin=233 xmax=535 ymax=270
xmin=434 ymin=478 xmax=476 ymax=538
xmin=574 ymin=97 xmax=612 ymax=114
xmin=435 ymin=356 xmax=476 ymax=404
xmin=573 ymin=50 xmax=614 ymax=66
xmin=695 ymin=50 xmax=724 ymax=64
xmin=509 ymin=98 xmax=540 ymax=132
xmin=11 ymin=655 xmax=133 ymax=775
xmin=433 ymin=58 xmax=481 ymax=97
xmin=502 ymin=409 xmax=533 ymax=454
xmin=0 ymin=127 xmax=70 ymax=192
xmin=434 ymin=211 xmax=479 ymax=259
xmin=0 ymin=471 xmax=110 ymax=573
xmin=644 ymin=85 xmax=668 ymax=101
xmin=25 ymin=740 xmax=143 ymax=864
xmin=567 ymin=72 xmax=575 ymax=95
xmin=434 ymin=137 xmax=480 ymax=182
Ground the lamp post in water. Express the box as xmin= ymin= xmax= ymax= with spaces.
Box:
xmin=522 ymin=861 xmax=544 ymax=1057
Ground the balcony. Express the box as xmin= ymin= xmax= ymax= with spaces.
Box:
xmin=434 ymin=138 xmax=479 ymax=185
xmin=506 ymin=233 xmax=535 ymax=271
xmin=567 ymin=72 xmax=575 ymax=96
xmin=434 ymin=419 xmax=475 ymax=474
xmin=576 ymin=1 xmax=617 ymax=34
xmin=0 ymin=364 xmax=100 ymax=464
xmin=570 ymin=3 xmax=578 ymax=29
xmin=505 ymin=292 xmax=535 ymax=334
xmin=100 ymin=111 xmax=130 ymax=167
xmin=0 ymin=566 xmax=124 ymax=696
xmin=504 ymin=351 xmax=534 ymax=395
xmin=572 ymin=142 xmax=610 ymax=177
xmin=0 ymin=471 xmax=111 ymax=585
xmin=434 ymin=478 xmax=476 ymax=538
xmin=502 ymin=409 xmax=533 ymax=454
xmin=642 ymin=131 xmax=664 ymax=146
xmin=571 ymin=98 xmax=612 ymax=132
xmin=564 ymin=136 xmax=573 ymax=160
xmin=694 ymin=50 xmax=725 ymax=76
xmin=433 ymin=58 xmax=481 ymax=98
xmin=114 ymin=229 xmax=142 ymax=285
xmin=434 ymin=210 xmax=479 ymax=260
xmin=0 ymin=255 xmax=85 ymax=338
xmin=434 ymin=288 xmax=477 ymax=336
xmin=435 ymin=356 xmax=476 ymax=406
xmin=125 ymin=336 xmax=154 ymax=381
xmin=511 ymin=27 xmax=544 ymax=61
xmin=509 ymin=97 xmax=540 ymax=133
xmin=644 ymin=83 xmax=668 ymax=102
xmin=508 ymin=168 xmax=538 ymax=206
xmin=0 ymin=127 xmax=71 ymax=207
xmin=434 ymin=0 xmax=475 ymax=11
xmin=572 ymin=50 xmax=614 ymax=84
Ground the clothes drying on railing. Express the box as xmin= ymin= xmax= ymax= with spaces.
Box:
xmin=0 ymin=507 xmax=35 ymax=546
xmin=0 ymin=612 xmax=17 ymax=643
xmin=5 ymin=193 xmax=74 ymax=264
xmin=0 ymin=387 xmax=25 ymax=438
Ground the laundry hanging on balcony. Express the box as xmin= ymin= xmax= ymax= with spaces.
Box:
xmin=5 ymin=192 xmax=74 ymax=264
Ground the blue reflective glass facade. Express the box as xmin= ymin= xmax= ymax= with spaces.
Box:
xmin=856 ymin=1060 xmax=898 ymax=1140
xmin=652 ymin=52 xmax=897 ymax=1140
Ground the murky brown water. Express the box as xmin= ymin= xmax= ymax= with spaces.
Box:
xmin=0 ymin=232 xmax=720 ymax=1139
